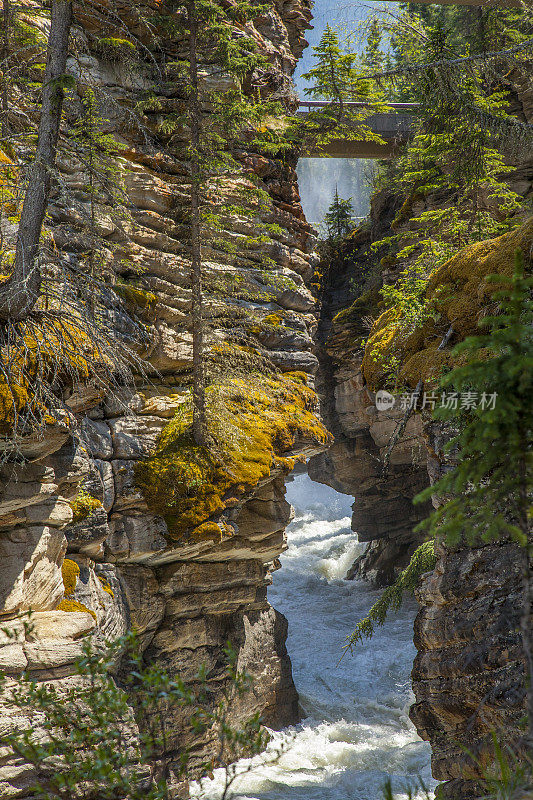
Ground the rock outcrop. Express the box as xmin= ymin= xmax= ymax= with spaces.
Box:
xmin=310 ymin=167 xmax=532 ymax=795
xmin=308 ymin=195 xmax=433 ymax=586
xmin=0 ymin=1 xmax=329 ymax=795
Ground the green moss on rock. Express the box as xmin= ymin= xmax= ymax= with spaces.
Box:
xmin=362 ymin=219 xmax=533 ymax=389
xmin=332 ymin=287 xmax=382 ymax=326
xmin=115 ymin=283 xmax=157 ymax=316
xmin=135 ymin=375 xmax=330 ymax=542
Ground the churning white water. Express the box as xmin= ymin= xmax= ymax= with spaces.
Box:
xmin=192 ymin=473 xmax=434 ymax=800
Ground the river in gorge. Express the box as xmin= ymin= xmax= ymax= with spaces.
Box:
xmin=191 ymin=473 xmax=435 ymax=800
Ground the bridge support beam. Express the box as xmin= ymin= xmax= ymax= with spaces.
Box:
xmin=380 ymin=0 xmax=523 ymax=7
xmin=300 ymin=110 xmax=414 ymax=160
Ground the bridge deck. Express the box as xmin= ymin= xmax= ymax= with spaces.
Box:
xmin=298 ymin=102 xmax=417 ymax=159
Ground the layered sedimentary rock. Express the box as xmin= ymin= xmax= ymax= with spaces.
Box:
xmin=310 ymin=147 xmax=532 ymax=795
xmin=308 ymin=193 xmax=433 ymax=586
xmin=0 ymin=2 xmax=329 ymax=796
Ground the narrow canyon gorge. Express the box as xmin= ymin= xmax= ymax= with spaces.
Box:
xmin=0 ymin=1 xmax=531 ymax=799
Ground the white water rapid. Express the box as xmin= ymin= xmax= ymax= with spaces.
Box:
xmin=192 ymin=473 xmax=435 ymax=800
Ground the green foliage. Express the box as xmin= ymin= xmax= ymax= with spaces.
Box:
xmin=382 ymin=731 xmax=533 ymax=799
xmin=353 ymin=9 xmax=530 ymax=391
xmin=299 ymin=25 xmax=388 ymax=155
xmin=380 ymin=265 xmax=441 ymax=334
xmin=474 ymin=733 xmax=533 ymax=798
xmin=0 ymin=630 xmax=268 ymax=800
xmin=414 ymin=257 xmax=533 ymax=548
xmin=353 ymin=8 xmax=530 ymax=270
xmin=69 ymin=88 xmax=126 ymax=210
xmin=381 ymin=776 xmax=431 ymax=800
xmin=303 ymin=24 xmax=361 ymax=102
xmin=345 ymin=539 xmax=437 ymax=653
xmin=323 ymin=187 xmax=356 ymax=241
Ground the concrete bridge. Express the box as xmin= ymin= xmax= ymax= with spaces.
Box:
xmin=298 ymin=101 xmax=418 ymax=159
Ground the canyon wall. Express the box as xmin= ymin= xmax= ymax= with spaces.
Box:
xmin=0 ymin=2 xmax=329 ymax=796
xmin=309 ymin=84 xmax=532 ymax=795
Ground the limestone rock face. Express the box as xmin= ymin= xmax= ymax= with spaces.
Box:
xmin=308 ymin=206 xmax=432 ymax=586
xmin=311 ymin=194 xmax=532 ymax=797
xmin=0 ymin=1 xmax=323 ymax=796
xmin=410 ymin=539 xmax=525 ymax=800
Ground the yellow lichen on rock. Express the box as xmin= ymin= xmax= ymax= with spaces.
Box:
xmin=0 ymin=318 xmax=110 ymax=433
xmin=362 ymin=219 xmax=533 ymax=389
xmin=135 ymin=375 xmax=330 ymax=542
xmin=114 ymin=283 xmax=157 ymax=316
xmin=57 ymin=598 xmax=97 ymax=621
xmin=58 ymin=559 xmax=97 ymax=620
xmin=97 ymin=576 xmax=114 ymax=598
xmin=69 ymin=489 xmax=102 ymax=524
xmin=61 ymin=559 xmax=80 ymax=597
xmin=263 ymin=313 xmax=283 ymax=326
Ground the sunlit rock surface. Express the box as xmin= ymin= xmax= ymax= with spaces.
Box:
xmin=309 ymin=145 xmax=532 ymax=797
xmin=0 ymin=1 xmax=326 ymax=795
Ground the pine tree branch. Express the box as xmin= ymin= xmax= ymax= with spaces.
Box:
xmin=354 ymin=37 xmax=533 ymax=82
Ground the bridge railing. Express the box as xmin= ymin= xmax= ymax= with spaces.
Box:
xmin=298 ymin=100 xmax=420 ymax=113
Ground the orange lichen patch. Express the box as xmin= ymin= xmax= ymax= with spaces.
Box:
xmin=135 ymin=375 xmax=330 ymax=542
xmin=61 ymin=559 xmax=80 ymax=597
xmin=362 ymin=219 xmax=533 ymax=389
xmin=0 ymin=150 xmax=19 ymax=214
xmin=0 ymin=318 xmax=110 ymax=434
xmin=58 ymin=598 xmax=97 ymax=622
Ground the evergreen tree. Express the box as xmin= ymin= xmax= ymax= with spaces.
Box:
xmin=166 ymin=0 xmax=288 ymax=446
xmin=0 ymin=1 xmax=156 ymax=447
xmin=0 ymin=0 xmax=73 ymax=322
xmin=300 ymin=25 xmax=387 ymax=156
xmin=361 ymin=19 xmax=385 ymax=72
xmin=323 ymin=187 xmax=355 ymax=240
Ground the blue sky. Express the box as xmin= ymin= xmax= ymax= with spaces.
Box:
xmin=294 ymin=0 xmax=398 ymax=95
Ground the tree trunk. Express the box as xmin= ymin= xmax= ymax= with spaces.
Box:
xmin=0 ymin=0 xmax=73 ymax=322
xmin=1 ymin=0 xmax=10 ymax=138
xmin=187 ymin=0 xmax=207 ymax=447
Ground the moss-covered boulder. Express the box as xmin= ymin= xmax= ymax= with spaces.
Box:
xmin=135 ymin=374 xmax=330 ymax=542
xmin=362 ymin=218 xmax=533 ymax=389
